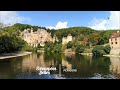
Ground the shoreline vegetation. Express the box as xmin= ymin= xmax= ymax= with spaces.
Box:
xmin=0 ymin=51 xmax=32 ymax=60
xmin=1 ymin=23 xmax=118 ymax=59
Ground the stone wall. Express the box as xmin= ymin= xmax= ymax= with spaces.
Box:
xmin=21 ymin=28 xmax=53 ymax=47
xmin=62 ymin=34 xmax=72 ymax=45
xmin=110 ymin=49 xmax=120 ymax=55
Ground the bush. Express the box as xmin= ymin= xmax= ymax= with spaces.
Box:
xmin=22 ymin=44 xmax=37 ymax=52
xmin=103 ymin=45 xmax=111 ymax=54
xmin=66 ymin=41 xmax=73 ymax=49
xmin=75 ymin=45 xmax=85 ymax=53
xmin=44 ymin=42 xmax=55 ymax=52
xmin=53 ymin=44 xmax=62 ymax=53
xmin=92 ymin=45 xmax=111 ymax=56
xmin=0 ymin=35 xmax=26 ymax=53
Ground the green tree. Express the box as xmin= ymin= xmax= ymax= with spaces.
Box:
xmin=75 ymin=44 xmax=85 ymax=54
xmin=103 ymin=45 xmax=111 ymax=54
xmin=53 ymin=44 xmax=62 ymax=53
xmin=66 ymin=41 xmax=73 ymax=49
xmin=92 ymin=45 xmax=109 ymax=56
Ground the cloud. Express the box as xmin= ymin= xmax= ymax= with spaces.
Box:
xmin=47 ymin=21 xmax=68 ymax=30
xmin=89 ymin=11 xmax=120 ymax=30
xmin=0 ymin=11 xmax=30 ymax=26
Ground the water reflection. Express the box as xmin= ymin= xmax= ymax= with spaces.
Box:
xmin=22 ymin=53 xmax=46 ymax=73
xmin=0 ymin=52 xmax=120 ymax=79
xmin=110 ymin=57 xmax=120 ymax=78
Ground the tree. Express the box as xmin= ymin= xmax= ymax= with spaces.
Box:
xmin=0 ymin=34 xmax=26 ymax=53
xmin=53 ymin=44 xmax=62 ymax=53
xmin=75 ymin=44 xmax=85 ymax=54
xmin=92 ymin=45 xmax=110 ymax=56
xmin=98 ymin=37 xmax=105 ymax=45
xmin=103 ymin=45 xmax=111 ymax=54
xmin=66 ymin=41 xmax=73 ymax=49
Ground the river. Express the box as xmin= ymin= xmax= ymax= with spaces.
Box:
xmin=0 ymin=52 xmax=120 ymax=79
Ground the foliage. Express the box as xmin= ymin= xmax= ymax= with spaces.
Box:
xmin=75 ymin=44 xmax=85 ymax=54
xmin=44 ymin=42 xmax=55 ymax=52
xmin=92 ymin=45 xmax=111 ymax=56
xmin=0 ymin=34 xmax=26 ymax=53
xmin=13 ymin=23 xmax=48 ymax=32
xmin=103 ymin=45 xmax=111 ymax=54
xmin=44 ymin=41 xmax=62 ymax=53
xmin=52 ymin=44 xmax=62 ymax=53
xmin=66 ymin=41 xmax=73 ymax=49
xmin=0 ymin=23 xmax=119 ymax=54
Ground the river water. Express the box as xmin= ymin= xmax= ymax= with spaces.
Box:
xmin=0 ymin=52 xmax=120 ymax=79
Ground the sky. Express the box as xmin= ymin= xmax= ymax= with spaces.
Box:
xmin=0 ymin=11 xmax=120 ymax=30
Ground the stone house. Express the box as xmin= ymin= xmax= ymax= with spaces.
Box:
xmin=109 ymin=31 xmax=120 ymax=55
xmin=62 ymin=34 xmax=73 ymax=45
xmin=21 ymin=28 xmax=53 ymax=47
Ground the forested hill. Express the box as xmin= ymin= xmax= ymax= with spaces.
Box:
xmin=48 ymin=26 xmax=120 ymax=45
xmin=0 ymin=23 xmax=120 ymax=45
xmin=0 ymin=23 xmax=49 ymax=32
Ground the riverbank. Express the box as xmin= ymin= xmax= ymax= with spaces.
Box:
xmin=103 ymin=54 xmax=120 ymax=57
xmin=63 ymin=49 xmax=75 ymax=54
xmin=80 ymin=53 xmax=93 ymax=56
xmin=0 ymin=51 xmax=32 ymax=60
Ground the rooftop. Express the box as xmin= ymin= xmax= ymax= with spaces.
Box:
xmin=110 ymin=31 xmax=120 ymax=39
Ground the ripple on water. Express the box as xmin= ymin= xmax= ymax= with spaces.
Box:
xmin=16 ymin=74 xmax=66 ymax=79
xmin=16 ymin=73 xmax=117 ymax=79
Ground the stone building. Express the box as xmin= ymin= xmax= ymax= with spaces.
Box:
xmin=21 ymin=28 xmax=53 ymax=47
xmin=109 ymin=31 xmax=120 ymax=55
xmin=109 ymin=31 xmax=120 ymax=49
xmin=52 ymin=34 xmax=59 ymax=43
xmin=62 ymin=34 xmax=72 ymax=45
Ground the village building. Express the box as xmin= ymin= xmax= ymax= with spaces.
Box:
xmin=62 ymin=34 xmax=73 ymax=45
xmin=109 ymin=31 xmax=120 ymax=55
xmin=52 ymin=34 xmax=59 ymax=43
xmin=21 ymin=28 xmax=53 ymax=47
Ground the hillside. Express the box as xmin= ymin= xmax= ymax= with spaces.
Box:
xmin=1 ymin=23 xmax=120 ymax=46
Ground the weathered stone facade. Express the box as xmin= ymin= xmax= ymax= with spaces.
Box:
xmin=21 ymin=28 xmax=58 ymax=47
xmin=109 ymin=31 xmax=120 ymax=55
xmin=62 ymin=34 xmax=72 ymax=45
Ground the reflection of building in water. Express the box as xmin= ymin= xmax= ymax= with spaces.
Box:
xmin=110 ymin=57 xmax=120 ymax=74
xmin=21 ymin=53 xmax=56 ymax=72
xmin=62 ymin=60 xmax=72 ymax=69
xmin=22 ymin=53 xmax=45 ymax=72
xmin=64 ymin=52 xmax=75 ymax=59
xmin=62 ymin=54 xmax=72 ymax=69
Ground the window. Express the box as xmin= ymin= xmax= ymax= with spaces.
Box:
xmin=116 ymin=42 xmax=117 ymax=44
xmin=112 ymin=46 xmax=113 ymax=48
xmin=111 ymin=39 xmax=112 ymax=41
xmin=115 ymin=38 xmax=117 ymax=41
xmin=111 ymin=42 xmax=113 ymax=44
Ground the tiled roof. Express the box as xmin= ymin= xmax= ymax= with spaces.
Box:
xmin=110 ymin=31 xmax=120 ymax=38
